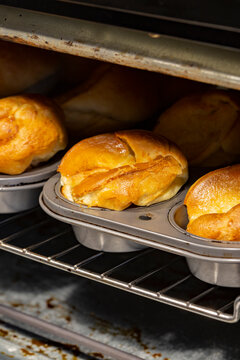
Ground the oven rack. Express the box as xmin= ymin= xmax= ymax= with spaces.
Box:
xmin=1 ymin=207 xmax=240 ymax=324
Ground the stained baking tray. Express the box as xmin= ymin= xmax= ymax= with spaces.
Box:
xmin=40 ymin=172 xmax=240 ymax=287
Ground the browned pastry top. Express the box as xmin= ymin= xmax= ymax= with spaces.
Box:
xmin=0 ymin=95 xmax=67 ymax=175
xmin=57 ymin=64 xmax=165 ymax=137
xmin=154 ymin=91 xmax=240 ymax=167
xmin=0 ymin=40 xmax=59 ymax=97
xmin=58 ymin=130 xmax=188 ymax=210
xmin=184 ymin=164 xmax=240 ymax=241
xmin=187 ymin=204 xmax=240 ymax=241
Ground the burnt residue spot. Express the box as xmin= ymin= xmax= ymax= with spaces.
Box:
xmin=153 ymin=353 xmax=162 ymax=358
xmin=62 ymin=344 xmax=81 ymax=356
xmin=0 ymin=329 xmax=8 ymax=337
xmin=46 ymin=296 xmax=57 ymax=309
xmin=39 ymin=349 xmax=46 ymax=355
xmin=0 ymin=352 xmax=14 ymax=358
xmin=65 ymin=315 xmax=71 ymax=322
xmin=21 ymin=348 xmax=34 ymax=356
xmin=31 ymin=339 xmax=47 ymax=347
xmin=139 ymin=214 xmax=152 ymax=221
xmin=32 ymin=337 xmax=82 ymax=356
xmin=10 ymin=302 xmax=21 ymax=307
xmin=65 ymin=40 xmax=73 ymax=46
xmin=31 ymin=34 xmax=38 ymax=40
xmin=129 ymin=327 xmax=148 ymax=351
xmin=45 ymin=41 xmax=49 ymax=44
xmin=91 ymin=352 xmax=104 ymax=359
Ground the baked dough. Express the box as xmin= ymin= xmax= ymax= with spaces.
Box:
xmin=56 ymin=64 xmax=164 ymax=137
xmin=58 ymin=130 xmax=188 ymax=210
xmin=0 ymin=40 xmax=59 ymax=97
xmin=154 ymin=91 xmax=240 ymax=166
xmin=184 ymin=164 xmax=240 ymax=241
xmin=0 ymin=95 xmax=67 ymax=175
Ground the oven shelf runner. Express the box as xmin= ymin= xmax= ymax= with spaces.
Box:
xmin=0 ymin=5 xmax=240 ymax=90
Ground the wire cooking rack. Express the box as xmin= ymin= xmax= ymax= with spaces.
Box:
xmin=0 ymin=207 xmax=240 ymax=323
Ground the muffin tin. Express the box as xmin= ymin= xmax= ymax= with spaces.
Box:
xmin=0 ymin=156 xmax=61 ymax=213
xmin=40 ymin=172 xmax=240 ymax=287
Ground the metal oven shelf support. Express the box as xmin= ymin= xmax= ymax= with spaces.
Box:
xmin=0 ymin=5 xmax=240 ymax=90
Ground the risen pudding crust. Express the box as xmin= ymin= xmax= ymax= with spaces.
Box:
xmin=0 ymin=40 xmax=59 ymax=97
xmin=0 ymin=95 xmax=67 ymax=175
xmin=58 ymin=130 xmax=188 ymax=210
xmin=57 ymin=64 xmax=164 ymax=137
xmin=184 ymin=164 xmax=240 ymax=241
xmin=154 ymin=91 xmax=240 ymax=167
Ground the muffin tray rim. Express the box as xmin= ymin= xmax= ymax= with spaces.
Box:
xmin=0 ymin=158 xmax=61 ymax=214
xmin=0 ymin=158 xmax=61 ymax=186
xmin=40 ymin=174 xmax=240 ymax=261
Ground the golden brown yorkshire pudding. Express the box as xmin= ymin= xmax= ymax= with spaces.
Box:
xmin=184 ymin=164 xmax=240 ymax=241
xmin=56 ymin=64 xmax=165 ymax=138
xmin=0 ymin=95 xmax=67 ymax=175
xmin=0 ymin=40 xmax=59 ymax=97
xmin=154 ymin=91 xmax=240 ymax=167
xmin=58 ymin=130 xmax=188 ymax=211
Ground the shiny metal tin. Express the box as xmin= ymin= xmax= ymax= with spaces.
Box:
xmin=40 ymin=182 xmax=146 ymax=252
xmin=0 ymin=182 xmax=45 ymax=213
xmin=186 ymin=258 xmax=240 ymax=287
xmin=40 ymin=174 xmax=240 ymax=286
xmin=171 ymin=204 xmax=240 ymax=287
xmin=72 ymin=226 xmax=145 ymax=252
xmin=0 ymin=158 xmax=60 ymax=213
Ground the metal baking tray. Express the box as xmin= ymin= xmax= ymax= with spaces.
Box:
xmin=0 ymin=155 xmax=62 ymax=214
xmin=40 ymin=173 xmax=240 ymax=287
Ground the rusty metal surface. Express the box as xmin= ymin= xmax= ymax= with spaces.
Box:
xmin=0 ymin=5 xmax=240 ymax=90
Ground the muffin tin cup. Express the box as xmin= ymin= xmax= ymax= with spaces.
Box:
xmin=170 ymin=203 xmax=240 ymax=287
xmin=186 ymin=258 xmax=240 ymax=287
xmin=40 ymin=173 xmax=240 ymax=286
xmin=0 ymin=182 xmax=46 ymax=214
xmin=0 ymin=158 xmax=61 ymax=214
xmin=72 ymin=226 xmax=145 ymax=252
xmin=39 ymin=191 xmax=147 ymax=253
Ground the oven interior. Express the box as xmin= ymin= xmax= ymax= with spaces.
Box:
xmin=0 ymin=2 xmax=240 ymax=359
